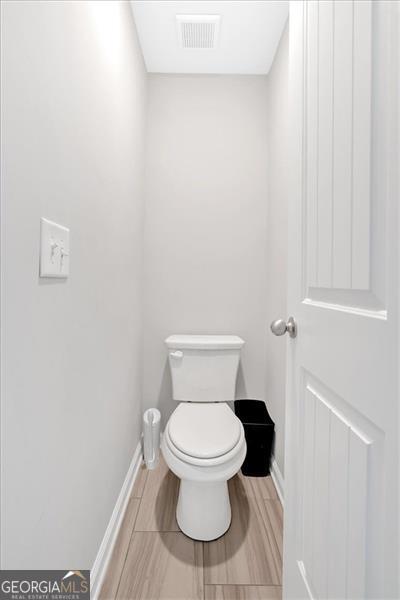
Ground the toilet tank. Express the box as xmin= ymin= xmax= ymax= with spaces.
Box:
xmin=165 ymin=335 xmax=245 ymax=402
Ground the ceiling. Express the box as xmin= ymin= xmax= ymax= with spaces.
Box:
xmin=130 ymin=1 xmax=289 ymax=75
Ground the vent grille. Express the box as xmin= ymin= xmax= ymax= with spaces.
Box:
xmin=176 ymin=15 xmax=221 ymax=49
xmin=181 ymin=21 xmax=215 ymax=48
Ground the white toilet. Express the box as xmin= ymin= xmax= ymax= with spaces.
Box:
xmin=161 ymin=334 xmax=247 ymax=541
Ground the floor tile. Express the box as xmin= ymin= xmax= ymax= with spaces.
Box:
xmin=237 ymin=470 xmax=278 ymax=500
xmin=131 ymin=462 xmax=148 ymax=498
xmin=205 ymin=585 xmax=282 ymax=600
xmin=134 ymin=457 xmax=180 ymax=531
xmin=204 ymin=476 xmax=281 ymax=585
xmin=99 ymin=497 xmax=140 ymax=600
xmin=117 ymin=532 xmax=203 ymax=600
xmin=264 ymin=500 xmax=283 ymax=560
xmin=102 ymin=458 xmax=283 ymax=597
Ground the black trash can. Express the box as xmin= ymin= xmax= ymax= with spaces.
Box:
xmin=234 ymin=399 xmax=275 ymax=476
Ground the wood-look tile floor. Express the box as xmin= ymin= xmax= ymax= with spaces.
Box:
xmin=100 ymin=458 xmax=283 ymax=600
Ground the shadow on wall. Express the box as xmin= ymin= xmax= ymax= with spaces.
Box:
xmin=157 ymin=361 xmax=174 ymax=430
xmin=236 ymin=362 xmax=248 ymax=399
xmin=156 ymin=360 xmax=248 ymax=429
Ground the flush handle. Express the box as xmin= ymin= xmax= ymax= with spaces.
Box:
xmin=270 ymin=316 xmax=297 ymax=339
xmin=169 ymin=350 xmax=183 ymax=359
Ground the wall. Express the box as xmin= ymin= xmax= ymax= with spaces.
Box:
xmin=0 ymin=1 xmax=147 ymax=568
xmin=265 ymin=24 xmax=289 ymax=477
xmin=143 ymin=75 xmax=269 ymax=424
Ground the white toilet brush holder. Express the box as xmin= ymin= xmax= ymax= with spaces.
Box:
xmin=143 ymin=408 xmax=161 ymax=470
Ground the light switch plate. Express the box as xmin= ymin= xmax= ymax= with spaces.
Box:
xmin=40 ymin=218 xmax=70 ymax=278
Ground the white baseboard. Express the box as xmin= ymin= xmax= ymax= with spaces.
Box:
xmin=270 ymin=458 xmax=284 ymax=506
xmin=91 ymin=441 xmax=143 ymax=600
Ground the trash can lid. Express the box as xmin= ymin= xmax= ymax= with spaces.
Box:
xmin=234 ymin=399 xmax=274 ymax=426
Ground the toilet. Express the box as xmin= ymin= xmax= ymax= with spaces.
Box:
xmin=161 ymin=334 xmax=247 ymax=541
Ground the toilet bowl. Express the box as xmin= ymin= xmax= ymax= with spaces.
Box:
xmin=161 ymin=334 xmax=246 ymax=541
xmin=162 ymin=402 xmax=246 ymax=540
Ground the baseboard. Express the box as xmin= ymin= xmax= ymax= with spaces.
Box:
xmin=270 ymin=457 xmax=284 ymax=506
xmin=91 ymin=441 xmax=143 ymax=600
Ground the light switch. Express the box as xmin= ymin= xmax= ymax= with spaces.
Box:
xmin=40 ymin=218 xmax=70 ymax=278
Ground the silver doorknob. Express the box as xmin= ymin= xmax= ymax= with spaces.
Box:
xmin=270 ymin=316 xmax=297 ymax=338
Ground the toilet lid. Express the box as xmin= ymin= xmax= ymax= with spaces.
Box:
xmin=168 ymin=403 xmax=242 ymax=459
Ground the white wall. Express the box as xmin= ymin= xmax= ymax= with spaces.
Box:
xmin=1 ymin=1 xmax=147 ymax=568
xmin=265 ymin=24 xmax=289 ymax=476
xmin=143 ymin=75 xmax=269 ymax=424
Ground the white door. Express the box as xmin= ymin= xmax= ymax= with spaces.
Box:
xmin=282 ymin=1 xmax=399 ymax=598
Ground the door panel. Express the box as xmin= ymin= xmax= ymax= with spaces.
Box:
xmin=300 ymin=377 xmax=381 ymax=599
xmin=305 ymin=0 xmax=374 ymax=303
xmin=284 ymin=1 xmax=398 ymax=598
xmin=316 ymin=0 xmax=334 ymax=289
xmin=332 ymin=0 xmax=353 ymax=290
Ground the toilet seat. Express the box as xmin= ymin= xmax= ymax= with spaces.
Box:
xmin=165 ymin=402 xmax=245 ymax=467
xmin=169 ymin=402 xmax=241 ymax=458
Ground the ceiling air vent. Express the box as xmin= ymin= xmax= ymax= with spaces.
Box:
xmin=176 ymin=15 xmax=221 ymax=49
